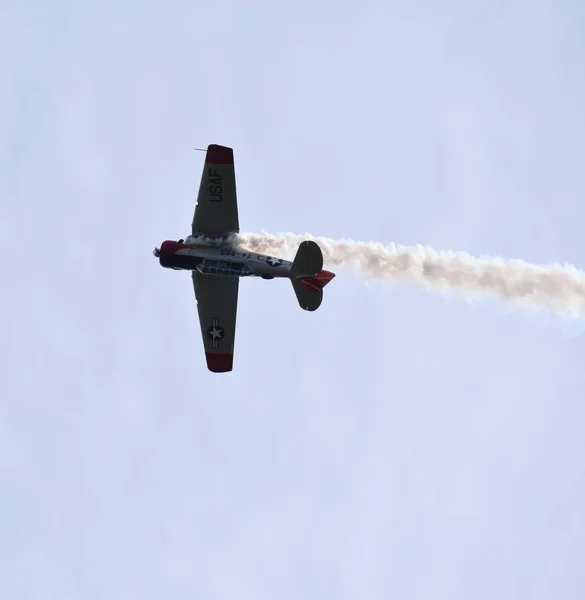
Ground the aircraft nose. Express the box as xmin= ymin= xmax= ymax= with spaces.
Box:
xmin=156 ymin=240 xmax=182 ymax=268
xmin=160 ymin=240 xmax=181 ymax=254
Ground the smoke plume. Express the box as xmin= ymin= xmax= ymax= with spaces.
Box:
xmin=223 ymin=232 xmax=585 ymax=319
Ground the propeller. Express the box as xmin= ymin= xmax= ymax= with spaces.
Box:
xmin=153 ymin=247 xmax=160 ymax=257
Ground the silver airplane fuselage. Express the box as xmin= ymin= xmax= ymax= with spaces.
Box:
xmin=155 ymin=240 xmax=293 ymax=279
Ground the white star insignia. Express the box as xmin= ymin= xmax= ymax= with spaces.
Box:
xmin=209 ymin=327 xmax=223 ymax=340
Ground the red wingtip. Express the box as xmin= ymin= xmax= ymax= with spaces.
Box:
xmin=206 ymin=144 xmax=234 ymax=165
xmin=300 ymin=269 xmax=336 ymax=292
xmin=205 ymin=352 xmax=233 ymax=373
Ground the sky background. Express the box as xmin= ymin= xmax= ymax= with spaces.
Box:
xmin=2 ymin=0 xmax=585 ymax=598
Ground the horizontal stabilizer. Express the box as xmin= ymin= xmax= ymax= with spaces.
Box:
xmin=291 ymin=241 xmax=323 ymax=278
xmin=289 ymin=241 xmax=334 ymax=311
xmin=291 ymin=278 xmax=323 ymax=311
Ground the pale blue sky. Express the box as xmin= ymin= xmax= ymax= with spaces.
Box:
xmin=2 ymin=1 xmax=585 ymax=598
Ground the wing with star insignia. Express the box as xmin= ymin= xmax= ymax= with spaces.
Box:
xmin=192 ymin=271 xmax=238 ymax=372
xmin=192 ymin=144 xmax=239 ymax=238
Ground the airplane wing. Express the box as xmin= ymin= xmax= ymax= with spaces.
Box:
xmin=192 ymin=271 xmax=238 ymax=372
xmin=192 ymin=144 xmax=239 ymax=238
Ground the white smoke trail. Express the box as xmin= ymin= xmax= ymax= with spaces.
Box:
xmin=215 ymin=232 xmax=585 ymax=319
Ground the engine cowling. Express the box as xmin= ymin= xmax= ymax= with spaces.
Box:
xmin=156 ymin=240 xmax=182 ymax=268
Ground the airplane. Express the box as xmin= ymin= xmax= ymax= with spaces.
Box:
xmin=153 ymin=143 xmax=335 ymax=373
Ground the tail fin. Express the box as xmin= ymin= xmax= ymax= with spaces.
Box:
xmin=290 ymin=241 xmax=335 ymax=311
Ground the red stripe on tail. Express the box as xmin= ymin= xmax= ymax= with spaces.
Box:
xmin=300 ymin=270 xmax=336 ymax=292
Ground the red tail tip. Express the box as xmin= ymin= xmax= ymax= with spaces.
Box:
xmin=300 ymin=270 xmax=336 ymax=292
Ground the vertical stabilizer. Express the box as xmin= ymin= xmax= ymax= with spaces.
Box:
xmin=291 ymin=241 xmax=323 ymax=278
